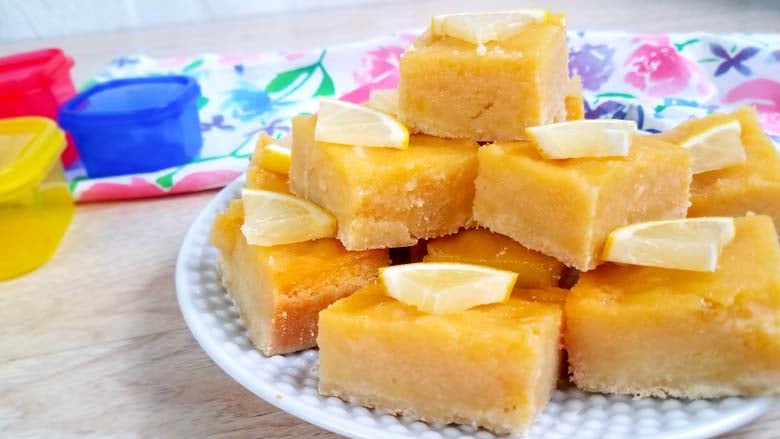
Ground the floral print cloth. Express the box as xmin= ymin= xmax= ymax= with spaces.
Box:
xmin=68 ymin=31 xmax=780 ymax=202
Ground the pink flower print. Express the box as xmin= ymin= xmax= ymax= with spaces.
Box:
xmin=724 ymin=78 xmax=780 ymax=134
xmin=353 ymin=46 xmax=405 ymax=86
xmin=344 ymin=36 xmax=418 ymax=102
xmin=624 ymin=36 xmax=711 ymax=98
xmin=79 ymin=177 xmax=166 ymax=202
xmin=158 ymin=56 xmax=191 ymax=68
xmin=758 ymin=112 xmax=780 ymax=136
xmin=282 ymin=51 xmax=308 ymax=62
xmin=341 ymin=45 xmax=407 ymax=103
xmin=77 ymin=170 xmax=242 ymax=202
xmin=399 ymin=32 xmax=418 ymax=42
xmin=169 ymin=170 xmax=242 ymax=195
xmin=340 ymin=74 xmax=398 ymax=104
xmin=218 ymin=54 xmax=265 ymax=65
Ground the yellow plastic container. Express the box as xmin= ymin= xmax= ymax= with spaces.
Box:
xmin=0 ymin=117 xmax=73 ymax=280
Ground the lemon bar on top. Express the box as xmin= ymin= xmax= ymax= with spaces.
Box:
xmin=398 ymin=13 xmax=569 ymax=141
xmin=473 ymin=135 xmax=692 ymax=271
xmin=289 ymin=114 xmax=479 ymax=251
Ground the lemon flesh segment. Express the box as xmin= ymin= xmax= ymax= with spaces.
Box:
xmin=526 ymin=120 xmax=637 ymax=159
xmin=315 ymin=98 xmax=409 ymax=149
xmin=430 ymin=10 xmax=549 ymax=46
xmin=367 ymin=89 xmax=400 ymax=117
xmin=259 ymin=142 xmax=292 ymax=174
xmin=679 ymin=120 xmax=746 ymax=174
xmin=240 ymin=188 xmax=337 ymax=246
xmin=379 ymin=262 xmax=518 ymax=314
xmin=602 ymin=217 xmax=736 ymax=272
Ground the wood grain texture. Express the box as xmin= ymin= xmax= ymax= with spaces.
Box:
xmin=0 ymin=1 xmax=779 ymax=437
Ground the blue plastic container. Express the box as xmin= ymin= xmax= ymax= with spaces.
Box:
xmin=58 ymin=76 xmax=203 ymax=178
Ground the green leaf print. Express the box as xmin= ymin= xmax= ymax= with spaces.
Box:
xmin=68 ymin=176 xmax=88 ymax=193
xmin=313 ymin=69 xmax=335 ymax=97
xmin=265 ymin=66 xmax=316 ymax=93
xmin=673 ymin=39 xmax=699 ymax=52
xmin=595 ymin=92 xmax=636 ymax=100
xmin=182 ymin=59 xmax=205 ymax=73
xmin=155 ymin=172 xmax=176 ymax=189
xmin=78 ymin=79 xmax=98 ymax=92
xmin=592 ymin=92 xmax=636 ymax=104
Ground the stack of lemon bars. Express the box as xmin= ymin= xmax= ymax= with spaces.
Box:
xmin=211 ymin=10 xmax=780 ymax=434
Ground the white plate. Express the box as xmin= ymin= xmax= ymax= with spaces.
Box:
xmin=176 ymin=175 xmax=774 ymax=439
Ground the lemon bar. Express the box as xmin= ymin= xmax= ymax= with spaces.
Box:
xmin=566 ymin=215 xmax=780 ymax=397
xmin=424 ymin=228 xmax=565 ymax=288
xmin=473 ymin=136 xmax=691 ymax=271
xmin=318 ymin=282 xmax=565 ymax=434
xmin=564 ymin=75 xmax=585 ymax=121
xmin=289 ymin=115 xmax=479 ymax=251
xmin=245 ymin=133 xmax=290 ymax=193
xmin=654 ymin=107 xmax=780 ymax=232
xmin=210 ymin=139 xmax=388 ymax=356
xmin=398 ymin=15 xmax=568 ymax=141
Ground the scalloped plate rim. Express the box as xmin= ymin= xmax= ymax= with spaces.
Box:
xmin=176 ymin=174 xmax=775 ymax=439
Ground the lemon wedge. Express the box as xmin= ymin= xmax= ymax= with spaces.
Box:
xmin=379 ymin=262 xmax=518 ymax=314
xmin=241 ymin=188 xmax=337 ymax=246
xmin=367 ymin=89 xmax=400 ymax=117
xmin=679 ymin=119 xmax=745 ymax=174
xmin=431 ymin=10 xmax=549 ymax=46
xmin=602 ymin=217 xmax=736 ymax=272
xmin=315 ymin=98 xmax=409 ymax=149
xmin=258 ymin=142 xmax=292 ymax=174
xmin=526 ymin=120 xmax=637 ymax=159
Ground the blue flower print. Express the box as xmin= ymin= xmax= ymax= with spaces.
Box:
xmin=710 ymin=43 xmax=760 ymax=76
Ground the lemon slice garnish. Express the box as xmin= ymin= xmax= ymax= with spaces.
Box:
xmin=679 ymin=119 xmax=746 ymax=174
xmin=526 ymin=120 xmax=637 ymax=159
xmin=258 ymin=142 xmax=292 ymax=174
xmin=602 ymin=217 xmax=736 ymax=272
xmin=241 ymin=188 xmax=337 ymax=246
xmin=367 ymin=89 xmax=400 ymax=117
xmin=315 ymin=98 xmax=409 ymax=149
xmin=431 ymin=10 xmax=549 ymax=46
xmin=379 ymin=262 xmax=518 ymax=314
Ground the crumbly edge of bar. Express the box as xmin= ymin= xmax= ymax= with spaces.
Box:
xmin=570 ymin=377 xmax=780 ymax=399
xmin=216 ymin=254 xmax=312 ymax=356
xmin=318 ymin=384 xmax=530 ymax=435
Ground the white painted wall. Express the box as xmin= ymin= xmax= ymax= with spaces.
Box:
xmin=0 ymin=0 xmax=390 ymax=41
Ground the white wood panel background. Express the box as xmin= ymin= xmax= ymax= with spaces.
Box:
xmin=0 ymin=0 xmax=391 ymax=42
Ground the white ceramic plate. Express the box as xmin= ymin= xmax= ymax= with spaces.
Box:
xmin=176 ymin=175 xmax=774 ymax=439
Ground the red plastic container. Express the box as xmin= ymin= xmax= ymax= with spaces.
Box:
xmin=0 ymin=48 xmax=78 ymax=166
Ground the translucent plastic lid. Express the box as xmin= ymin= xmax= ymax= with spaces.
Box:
xmin=58 ymin=76 xmax=201 ymax=127
xmin=0 ymin=48 xmax=73 ymax=98
xmin=0 ymin=117 xmax=66 ymax=197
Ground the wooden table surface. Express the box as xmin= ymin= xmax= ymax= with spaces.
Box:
xmin=1 ymin=0 xmax=779 ymax=437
